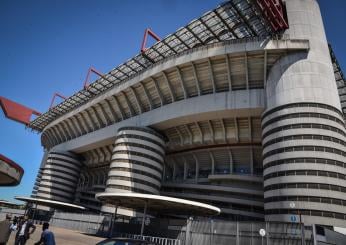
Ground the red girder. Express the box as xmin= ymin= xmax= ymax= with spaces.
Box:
xmin=140 ymin=28 xmax=161 ymax=52
xmin=0 ymin=96 xmax=41 ymax=125
xmin=49 ymin=67 xmax=104 ymax=110
xmin=49 ymin=92 xmax=66 ymax=109
xmin=83 ymin=66 xmax=104 ymax=89
xmin=257 ymin=0 xmax=289 ymax=32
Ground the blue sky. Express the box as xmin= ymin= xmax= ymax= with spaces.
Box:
xmin=0 ymin=0 xmax=345 ymax=203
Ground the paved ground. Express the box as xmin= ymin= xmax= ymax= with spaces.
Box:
xmin=8 ymin=224 xmax=104 ymax=245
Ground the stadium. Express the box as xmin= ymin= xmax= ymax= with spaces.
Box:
xmin=1 ymin=0 xmax=346 ymax=239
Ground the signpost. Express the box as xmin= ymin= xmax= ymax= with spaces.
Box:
xmin=290 ymin=215 xmax=297 ymax=222
xmin=145 ymin=217 xmax=150 ymax=226
xmin=289 ymin=202 xmax=305 ymax=245
xmin=259 ymin=228 xmax=266 ymax=245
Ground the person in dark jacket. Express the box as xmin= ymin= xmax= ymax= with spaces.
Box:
xmin=15 ymin=216 xmax=36 ymax=245
xmin=34 ymin=222 xmax=55 ymax=245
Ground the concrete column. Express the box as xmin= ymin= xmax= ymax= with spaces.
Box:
xmin=263 ymin=0 xmax=346 ymax=227
xmin=228 ymin=149 xmax=233 ymax=174
xmin=236 ymin=221 xmax=239 ymax=245
xmin=193 ymin=154 xmax=199 ymax=182
xmin=31 ymin=150 xmax=49 ymax=198
xmin=183 ymin=158 xmax=187 ymax=180
xmin=173 ymin=160 xmax=176 ymax=181
xmin=162 ymin=163 xmax=166 ymax=181
xmin=210 ymin=152 xmax=215 ymax=175
xmin=104 ymin=126 xmax=165 ymax=195
xmin=101 ymin=126 xmax=165 ymax=215
xmin=35 ymin=151 xmax=82 ymax=203
xmin=250 ymin=147 xmax=254 ymax=175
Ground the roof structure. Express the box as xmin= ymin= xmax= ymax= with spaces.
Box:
xmin=0 ymin=154 xmax=24 ymax=186
xmin=330 ymin=45 xmax=346 ymax=116
xmin=0 ymin=200 xmax=21 ymax=207
xmin=15 ymin=196 xmax=86 ymax=211
xmin=28 ymin=0 xmax=283 ymax=132
xmin=96 ymin=192 xmax=221 ymax=216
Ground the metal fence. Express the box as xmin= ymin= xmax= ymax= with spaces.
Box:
xmin=49 ymin=214 xmax=314 ymax=245
xmin=1 ymin=208 xmax=345 ymax=245
xmin=183 ymin=219 xmax=314 ymax=245
xmin=0 ymin=208 xmax=25 ymax=220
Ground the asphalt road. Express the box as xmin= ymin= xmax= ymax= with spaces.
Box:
xmin=7 ymin=224 xmax=104 ymax=245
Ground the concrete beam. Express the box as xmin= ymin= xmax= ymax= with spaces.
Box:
xmin=121 ymin=91 xmax=135 ymax=117
xmin=104 ymin=99 xmax=118 ymax=123
xmin=129 ymin=87 xmax=143 ymax=114
xmin=112 ymin=95 xmax=125 ymax=120
xmin=191 ymin=62 xmax=201 ymax=96
xmin=225 ymin=55 xmax=232 ymax=91
xmin=162 ymin=71 xmax=176 ymax=102
xmin=195 ymin=121 xmax=204 ymax=144
xmin=176 ymin=67 xmax=188 ymax=99
xmin=140 ymin=82 xmax=153 ymax=110
xmin=151 ymin=77 xmax=164 ymax=106
xmin=208 ymin=58 xmax=216 ymax=93
xmin=98 ymin=103 xmax=113 ymax=126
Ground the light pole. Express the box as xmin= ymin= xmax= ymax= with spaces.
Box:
xmin=290 ymin=202 xmax=305 ymax=245
xmin=140 ymin=201 xmax=148 ymax=236
xmin=109 ymin=204 xmax=118 ymax=238
xmin=32 ymin=203 xmax=38 ymax=222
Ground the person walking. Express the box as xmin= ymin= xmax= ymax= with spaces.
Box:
xmin=15 ymin=216 xmax=36 ymax=245
xmin=34 ymin=222 xmax=55 ymax=245
xmin=10 ymin=218 xmax=17 ymax=233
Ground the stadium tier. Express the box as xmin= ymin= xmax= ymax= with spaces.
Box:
xmin=2 ymin=0 xmax=346 ymax=228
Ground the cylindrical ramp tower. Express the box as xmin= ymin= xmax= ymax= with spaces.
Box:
xmin=262 ymin=0 xmax=346 ymax=227
xmin=105 ymin=127 xmax=165 ymax=195
xmin=36 ymin=151 xmax=82 ymax=203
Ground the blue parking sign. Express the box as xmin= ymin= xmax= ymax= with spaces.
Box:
xmin=290 ymin=215 xmax=297 ymax=222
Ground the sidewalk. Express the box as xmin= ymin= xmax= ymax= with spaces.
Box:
xmin=8 ymin=224 xmax=104 ymax=245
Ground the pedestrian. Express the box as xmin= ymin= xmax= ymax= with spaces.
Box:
xmin=0 ymin=214 xmax=12 ymax=245
xmin=13 ymin=216 xmax=18 ymax=225
xmin=34 ymin=222 xmax=55 ymax=245
xmin=10 ymin=217 xmax=18 ymax=232
xmin=15 ymin=215 xmax=36 ymax=245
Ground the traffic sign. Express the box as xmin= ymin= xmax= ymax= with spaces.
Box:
xmin=259 ymin=229 xmax=266 ymax=237
xmin=290 ymin=215 xmax=297 ymax=222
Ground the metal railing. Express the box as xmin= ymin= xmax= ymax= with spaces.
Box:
xmin=116 ymin=233 xmax=181 ymax=245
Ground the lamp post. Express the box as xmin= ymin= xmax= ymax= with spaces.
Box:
xmin=140 ymin=201 xmax=148 ymax=236
xmin=109 ymin=204 xmax=118 ymax=238
xmin=290 ymin=202 xmax=305 ymax=245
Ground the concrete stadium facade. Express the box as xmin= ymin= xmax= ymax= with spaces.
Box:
xmin=29 ymin=0 xmax=346 ymax=228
